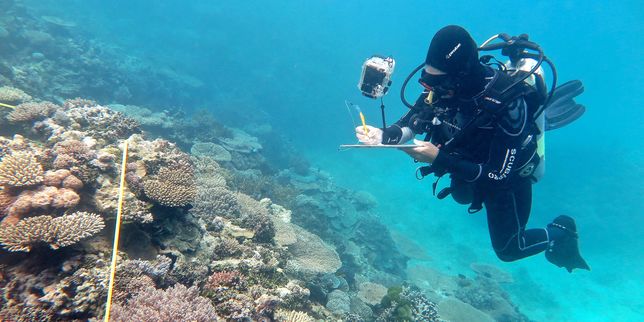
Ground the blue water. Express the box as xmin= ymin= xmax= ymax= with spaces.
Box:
xmin=25 ymin=0 xmax=644 ymax=320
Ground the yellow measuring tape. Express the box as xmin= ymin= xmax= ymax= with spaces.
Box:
xmin=0 ymin=102 xmax=16 ymax=109
xmin=103 ymin=141 xmax=129 ymax=322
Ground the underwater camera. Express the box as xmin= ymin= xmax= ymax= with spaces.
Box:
xmin=358 ymin=55 xmax=395 ymax=99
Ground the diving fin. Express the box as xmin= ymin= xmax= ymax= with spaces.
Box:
xmin=545 ymin=102 xmax=586 ymax=131
xmin=543 ymin=80 xmax=586 ymax=131
xmin=545 ymin=215 xmax=591 ymax=273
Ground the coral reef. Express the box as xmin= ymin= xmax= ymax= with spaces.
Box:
xmin=357 ymin=281 xmax=388 ymax=306
xmin=0 ymin=211 xmax=104 ymax=252
xmin=143 ymin=164 xmax=196 ymax=207
xmin=0 ymin=151 xmax=44 ymax=188
xmin=6 ymin=101 xmax=57 ymax=122
xmin=0 ymin=86 xmax=32 ymax=104
xmin=0 ymin=17 xmax=534 ymax=317
xmin=274 ymin=309 xmax=315 ymax=322
xmin=376 ymin=285 xmax=440 ymax=322
xmin=110 ymin=284 xmax=220 ymax=322
xmin=285 ymin=225 xmax=342 ymax=280
xmin=191 ymin=141 xmax=232 ymax=162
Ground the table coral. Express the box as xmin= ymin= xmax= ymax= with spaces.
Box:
xmin=191 ymin=141 xmax=232 ymax=162
xmin=357 ymin=282 xmax=388 ymax=306
xmin=0 ymin=211 xmax=105 ymax=252
xmin=0 ymin=152 xmax=44 ymax=188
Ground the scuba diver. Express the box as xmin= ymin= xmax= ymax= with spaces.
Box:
xmin=355 ymin=25 xmax=590 ymax=272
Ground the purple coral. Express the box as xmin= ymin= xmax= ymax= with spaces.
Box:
xmin=109 ymin=284 xmax=219 ymax=322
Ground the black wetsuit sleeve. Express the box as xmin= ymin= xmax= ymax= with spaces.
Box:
xmin=432 ymin=97 xmax=531 ymax=185
xmin=382 ymin=94 xmax=430 ymax=144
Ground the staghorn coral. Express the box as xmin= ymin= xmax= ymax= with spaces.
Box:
xmin=0 ymin=86 xmax=32 ymax=104
xmin=0 ymin=152 xmax=44 ymax=188
xmin=143 ymin=165 xmax=196 ymax=207
xmin=6 ymin=101 xmax=57 ymax=122
xmin=109 ymin=284 xmax=219 ymax=322
xmin=0 ymin=211 xmax=104 ymax=252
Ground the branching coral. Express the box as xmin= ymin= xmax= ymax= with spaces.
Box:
xmin=143 ymin=165 xmax=196 ymax=207
xmin=6 ymin=101 xmax=57 ymax=122
xmin=109 ymin=284 xmax=219 ymax=322
xmin=0 ymin=211 xmax=105 ymax=252
xmin=0 ymin=152 xmax=44 ymax=188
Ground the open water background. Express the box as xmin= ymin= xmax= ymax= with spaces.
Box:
xmin=24 ymin=1 xmax=644 ymax=320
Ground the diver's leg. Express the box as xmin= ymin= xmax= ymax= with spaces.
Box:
xmin=450 ymin=177 xmax=474 ymax=205
xmin=485 ymin=179 xmax=549 ymax=261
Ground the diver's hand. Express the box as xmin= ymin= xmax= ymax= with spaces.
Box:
xmin=355 ymin=125 xmax=383 ymax=145
xmin=401 ymin=139 xmax=439 ymax=163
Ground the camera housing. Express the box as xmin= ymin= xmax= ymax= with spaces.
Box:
xmin=358 ymin=56 xmax=395 ymax=99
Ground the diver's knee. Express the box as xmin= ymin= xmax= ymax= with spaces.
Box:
xmin=495 ymin=250 xmax=520 ymax=262
xmin=450 ymin=180 xmax=474 ymax=204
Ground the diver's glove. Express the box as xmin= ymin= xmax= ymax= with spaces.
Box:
xmin=355 ymin=125 xmax=383 ymax=145
xmin=356 ymin=125 xmax=413 ymax=145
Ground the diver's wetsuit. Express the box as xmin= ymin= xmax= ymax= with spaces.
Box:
xmin=386 ymin=67 xmax=550 ymax=261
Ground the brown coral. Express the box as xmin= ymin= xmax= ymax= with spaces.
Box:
xmin=5 ymin=186 xmax=80 ymax=217
xmin=0 ymin=152 xmax=44 ymax=188
xmin=0 ymin=211 xmax=105 ymax=252
xmin=61 ymin=175 xmax=83 ymax=190
xmin=43 ymin=169 xmax=71 ymax=186
xmin=6 ymin=101 xmax=57 ymax=122
xmin=51 ymin=188 xmax=81 ymax=208
xmin=143 ymin=166 xmax=196 ymax=207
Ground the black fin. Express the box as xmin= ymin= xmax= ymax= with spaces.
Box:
xmin=545 ymin=103 xmax=586 ymax=131
xmin=546 ymin=215 xmax=591 ymax=273
xmin=543 ymin=80 xmax=586 ymax=131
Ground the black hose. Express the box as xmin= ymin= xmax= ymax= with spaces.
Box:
xmin=400 ymin=63 xmax=425 ymax=109
xmin=533 ymin=56 xmax=558 ymax=119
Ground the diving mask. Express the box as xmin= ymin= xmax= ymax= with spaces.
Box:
xmin=418 ymin=69 xmax=458 ymax=98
